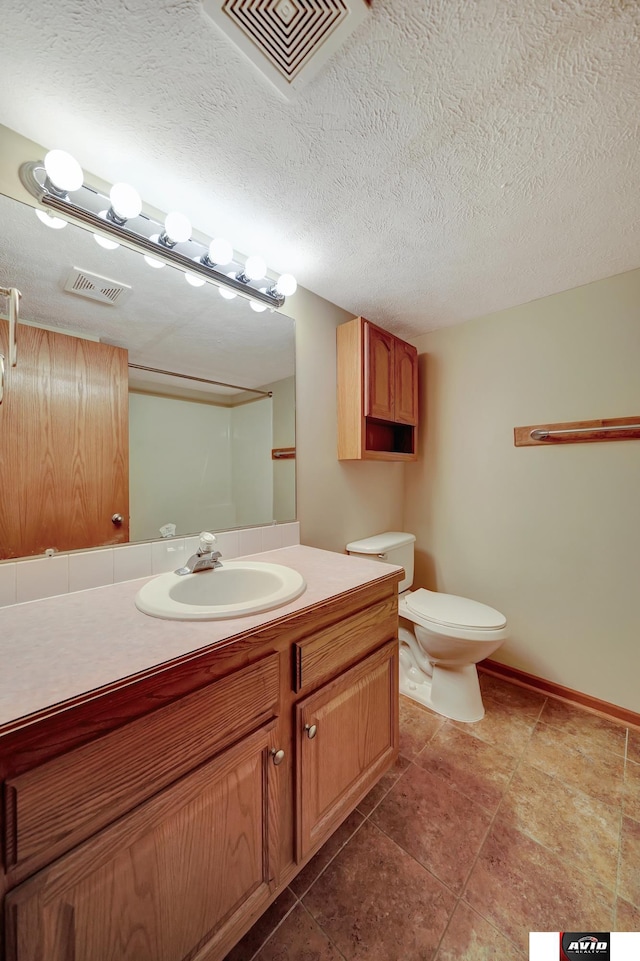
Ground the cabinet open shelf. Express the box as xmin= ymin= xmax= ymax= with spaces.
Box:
xmin=365 ymin=418 xmax=416 ymax=457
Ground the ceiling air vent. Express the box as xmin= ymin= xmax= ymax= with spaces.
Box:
xmin=63 ymin=268 xmax=132 ymax=306
xmin=202 ymin=0 xmax=370 ymax=98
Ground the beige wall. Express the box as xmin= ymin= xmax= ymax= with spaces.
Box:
xmin=288 ymin=286 xmax=404 ymax=552
xmin=404 ymin=268 xmax=640 ymax=712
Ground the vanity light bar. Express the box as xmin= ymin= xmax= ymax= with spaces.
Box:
xmin=19 ymin=155 xmax=294 ymax=310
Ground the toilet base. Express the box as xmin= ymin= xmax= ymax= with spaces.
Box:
xmin=399 ymin=638 xmax=485 ymax=723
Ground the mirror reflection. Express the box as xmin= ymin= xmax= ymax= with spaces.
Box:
xmin=0 ymin=193 xmax=296 ymax=561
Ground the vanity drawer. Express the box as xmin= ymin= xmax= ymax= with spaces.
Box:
xmin=4 ymin=651 xmax=280 ymax=880
xmin=292 ymin=595 xmax=397 ymax=693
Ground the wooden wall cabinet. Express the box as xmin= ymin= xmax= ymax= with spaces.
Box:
xmin=337 ymin=316 xmax=418 ymax=461
xmin=0 ymin=577 xmax=400 ymax=961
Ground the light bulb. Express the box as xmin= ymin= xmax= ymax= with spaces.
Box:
xmin=109 ymin=182 xmax=142 ymax=220
xmin=219 ymin=271 xmax=238 ymax=299
xmin=275 ymin=273 xmax=297 ymax=297
xmin=43 ymin=149 xmax=84 ymax=192
xmin=250 ymin=300 xmax=267 ymax=313
xmin=243 ymin=255 xmax=266 ymax=281
xmin=94 ymin=211 xmax=120 ymax=249
xmin=144 ymin=254 xmax=165 ymax=269
xmin=208 ymin=237 xmax=233 ymax=265
xmin=163 ymin=211 xmax=191 ymax=244
xmin=94 ymin=234 xmax=120 ymax=250
xmin=35 ymin=209 xmax=67 ymax=229
xmin=185 ymin=271 xmax=206 ymax=287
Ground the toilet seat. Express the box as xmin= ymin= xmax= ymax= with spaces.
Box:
xmin=402 ymin=589 xmax=507 ymax=632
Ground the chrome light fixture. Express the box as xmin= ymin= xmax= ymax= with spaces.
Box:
xmin=20 ymin=150 xmax=296 ymax=310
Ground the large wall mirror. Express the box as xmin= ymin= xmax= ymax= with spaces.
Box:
xmin=0 ymin=192 xmax=296 ymax=561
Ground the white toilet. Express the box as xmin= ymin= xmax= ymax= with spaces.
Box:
xmin=346 ymin=532 xmax=508 ymax=723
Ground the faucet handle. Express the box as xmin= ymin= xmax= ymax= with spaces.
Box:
xmin=198 ymin=532 xmax=217 ymax=554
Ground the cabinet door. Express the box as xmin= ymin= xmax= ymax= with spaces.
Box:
xmin=364 ymin=321 xmax=395 ymax=421
xmin=0 ymin=320 xmax=129 ymax=559
xmin=5 ymin=724 xmax=279 ymax=961
xmin=296 ymin=641 xmax=398 ymax=861
xmin=394 ymin=339 xmax=419 ymax=425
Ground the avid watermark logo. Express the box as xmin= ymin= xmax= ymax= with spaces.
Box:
xmin=560 ymin=933 xmax=610 ymax=960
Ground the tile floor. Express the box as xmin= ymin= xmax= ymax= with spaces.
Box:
xmin=226 ymin=673 xmax=640 ymax=960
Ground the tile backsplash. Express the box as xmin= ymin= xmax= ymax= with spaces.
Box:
xmin=0 ymin=523 xmax=300 ymax=608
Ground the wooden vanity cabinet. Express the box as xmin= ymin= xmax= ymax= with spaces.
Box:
xmin=5 ymin=726 xmax=279 ymax=961
xmin=0 ymin=575 xmax=400 ymax=961
xmin=337 ymin=316 xmax=418 ymax=461
xmin=296 ymin=640 xmax=398 ymax=860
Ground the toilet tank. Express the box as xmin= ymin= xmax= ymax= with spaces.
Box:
xmin=346 ymin=532 xmax=415 ymax=592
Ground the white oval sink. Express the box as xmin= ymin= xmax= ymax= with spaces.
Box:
xmin=135 ymin=561 xmax=306 ymax=621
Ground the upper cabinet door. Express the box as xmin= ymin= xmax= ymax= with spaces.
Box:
xmin=394 ymin=340 xmax=419 ymax=425
xmin=0 ymin=321 xmax=129 ymax=559
xmin=364 ymin=321 xmax=395 ymax=421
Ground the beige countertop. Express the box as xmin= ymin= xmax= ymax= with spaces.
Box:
xmin=0 ymin=545 xmax=401 ymax=730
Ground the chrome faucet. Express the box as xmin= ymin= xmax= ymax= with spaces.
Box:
xmin=175 ymin=532 xmax=222 ymax=575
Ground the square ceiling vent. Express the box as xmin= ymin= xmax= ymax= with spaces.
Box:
xmin=63 ymin=267 xmax=132 ymax=306
xmin=202 ymin=0 xmax=370 ymax=98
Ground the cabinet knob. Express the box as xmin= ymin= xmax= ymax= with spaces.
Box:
xmin=304 ymin=723 xmax=317 ymax=739
xmin=270 ymin=748 xmax=285 ymax=766
xmin=111 ymin=513 xmax=124 ymax=526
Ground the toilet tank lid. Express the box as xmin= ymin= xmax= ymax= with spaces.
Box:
xmin=346 ymin=532 xmax=416 ymax=554
xmin=405 ymin=589 xmax=507 ymax=630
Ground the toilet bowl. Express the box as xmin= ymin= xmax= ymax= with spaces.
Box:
xmin=398 ymin=589 xmax=508 ymax=722
xmin=346 ymin=532 xmax=508 ymax=723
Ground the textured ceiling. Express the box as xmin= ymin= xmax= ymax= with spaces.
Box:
xmin=0 ymin=0 xmax=639 ymax=336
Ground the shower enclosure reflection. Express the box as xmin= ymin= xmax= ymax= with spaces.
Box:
xmin=129 ymin=375 xmax=295 ymax=541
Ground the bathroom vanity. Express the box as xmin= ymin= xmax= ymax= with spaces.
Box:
xmin=0 ymin=546 xmax=401 ymax=961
